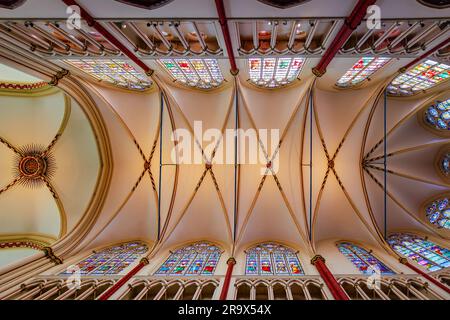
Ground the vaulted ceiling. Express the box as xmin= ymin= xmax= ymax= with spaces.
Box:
xmin=0 ymin=63 xmax=100 ymax=248
xmin=0 ymin=0 xmax=449 ymax=260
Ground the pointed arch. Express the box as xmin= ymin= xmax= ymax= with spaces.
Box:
xmin=336 ymin=241 xmax=395 ymax=275
xmin=387 ymin=233 xmax=450 ymax=271
xmin=244 ymin=242 xmax=305 ymax=276
xmin=154 ymin=241 xmax=223 ymax=276
xmin=59 ymin=241 xmax=148 ymax=275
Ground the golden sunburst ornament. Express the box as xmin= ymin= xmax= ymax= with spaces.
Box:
xmin=13 ymin=144 xmax=56 ymax=189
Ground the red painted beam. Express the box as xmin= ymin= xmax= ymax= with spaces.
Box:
xmin=311 ymin=255 xmax=349 ymax=300
xmin=400 ymin=37 xmax=450 ymax=72
xmin=313 ymin=0 xmax=377 ymax=77
xmin=219 ymin=257 xmax=236 ymax=300
xmin=61 ymin=0 xmax=153 ymax=75
xmin=214 ymin=0 xmax=238 ymax=75
xmin=399 ymin=258 xmax=450 ymax=295
xmin=98 ymin=258 xmax=149 ymax=300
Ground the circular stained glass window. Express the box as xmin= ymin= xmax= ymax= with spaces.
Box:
xmin=424 ymin=99 xmax=450 ymax=130
xmin=440 ymin=152 xmax=450 ymax=176
xmin=425 ymin=198 xmax=450 ymax=229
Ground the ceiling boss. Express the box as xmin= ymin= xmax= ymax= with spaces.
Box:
xmin=14 ymin=144 xmax=56 ymax=189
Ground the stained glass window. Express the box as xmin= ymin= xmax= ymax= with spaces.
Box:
xmin=155 ymin=242 xmax=222 ymax=276
xmin=336 ymin=57 xmax=391 ymax=87
xmin=387 ymin=59 xmax=450 ymax=96
xmin=60 ymin=242 xmax=148 ymax=275
xmin=388 ymin=233 xmax=450 ymax=272
xmin=424 ymin=197 xmax=450 ymax=229
xmin=424 ymin=99 xmax=450 ymax=131
xmin=337 ymin=242 xmax=395 ymax=275
xmin=248 ymin=57 xmax=305 ymax=88
xmin=245 ymin=242 xmax=304 ymax=276
xmin=440 ymin=152 xmax=450 ymax=176
xmin=62 ymin=59 xmax=152 ymax=90
xmin=159 ymin=59 xmax=224 ymax=89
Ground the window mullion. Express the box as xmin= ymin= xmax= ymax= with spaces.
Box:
xmin=285 ymin=58 xmax=293 ymax=80
xmin=272 ymin=57 xmax=279 ymax=85
xmin=174 ymin=59 xmax=191 ymax=83
xmin=187 ymin=60 xmax=202 ymax=86
xmin=283 ymin=253 xmax=290 ymax=276
xmin=408 ymin=63 xmax=433 ymax=91
xmin=259 ymin=58 xmax=264 ymax=82
xmin=411 ymin=239 xmax=449 ymax=264
xmin=112 ymin=59 xmax=142 ymax=84
xmin=203 ymin=60 xmax=214 ymax=82
xmin=88 ymin=251 xmax=118 ymax=275
xmin=270 ymin=252 xmax=276 ymax=276
xmin=349 ymin=246 xmax=371 ymax=270
xmin=351 ymin=57 xmax=375 ymax=83
xmin=399 ymin=242 xmax=441 ymax=268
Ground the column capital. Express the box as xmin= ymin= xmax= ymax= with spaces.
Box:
xmin=227 ymin=257 xmax=236 ymax=265
xmin=140 ymin=257 xmax=150 ymax=265
xmin=230 ymin=69 xmax=240 ymax=76
xmin=49 ymin=69 xmax=70 ymax=86
xmin=398 ymin=257 xmax=408 ymax=264
xmin=312 ymin=67 xmax=325 ymax=77
xmin=43 ymin=246 xmax=63 ymax=265
xmin=311 ymin=254 xmax=325 ymax=265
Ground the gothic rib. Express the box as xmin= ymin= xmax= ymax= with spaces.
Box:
xmin=40 ymin=175 xmax=67 ymax=237
xmin=0 ymin=91 xmax=70 ymax=239
xmin=363 ymin=166 xmax=446 ymax=239
xmin=155 ymin=79 xmax=236 ymax=248
xmin=41 ymin=93 xmax=72 ymax=156
xmin=366 ymin=163 xmax=450 ymax=188
xmin=299 ymin=79 xmax=315 ymax=247
xmin=310 ymin=80 xmax=389 ymax=250
xmin=358 ymin=82 xmax=400 ymax=256
xmin=0 ymin=176 xmax=21 ymax=196
xmin=231 ymin=76 xmax=241 ymax=256
xmin=364 ymin=91 xmax=445 ymax=160
xmin=78 ymin=82 xmax=162 ymax=247
xmin=365 ymin=140 xmax=449 ymax=163
xmin=327 ymin=82 xmax=394 ymax=251
xmin=310 ymin=85 xmax=331 ymax=246
xmin=153 ymin=81 xmax=179 ymax=243
xmin=234 ymin=79 xmax=311 ymax=254
xmin=360 ymin=84 xmax=450 ymax=249
xmin=0 ymin=136 xmax=22 ymax=156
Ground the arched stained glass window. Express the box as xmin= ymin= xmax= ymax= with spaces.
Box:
xmin=62 ymin=59 xmax=152 ymax=90
xmin=425 ymin=99 xmax=450 ymax=131
xmin=388 ymin=233 xmax=450 ymax=271
xmin=387 ymin=59 xmax=450 ymax=96
xmin=336 ymin=57 xmax=391 ymax=88
xmin=425 ymin=197 xmax=450 ymax=229
xmin=245 ymin=242 xmax=304 ymax=275
xmin=159 ymin=59 xmax=224 ymax=89
xmin=337 ymin=242 xmax=395 ymax=275
xmin=60 ymin=242 xmax=148 ymax=275
xmin=248 ymin=57 xmax=305 ymax=88
xmin=155 ymin=242 xmax=222 ymax=276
